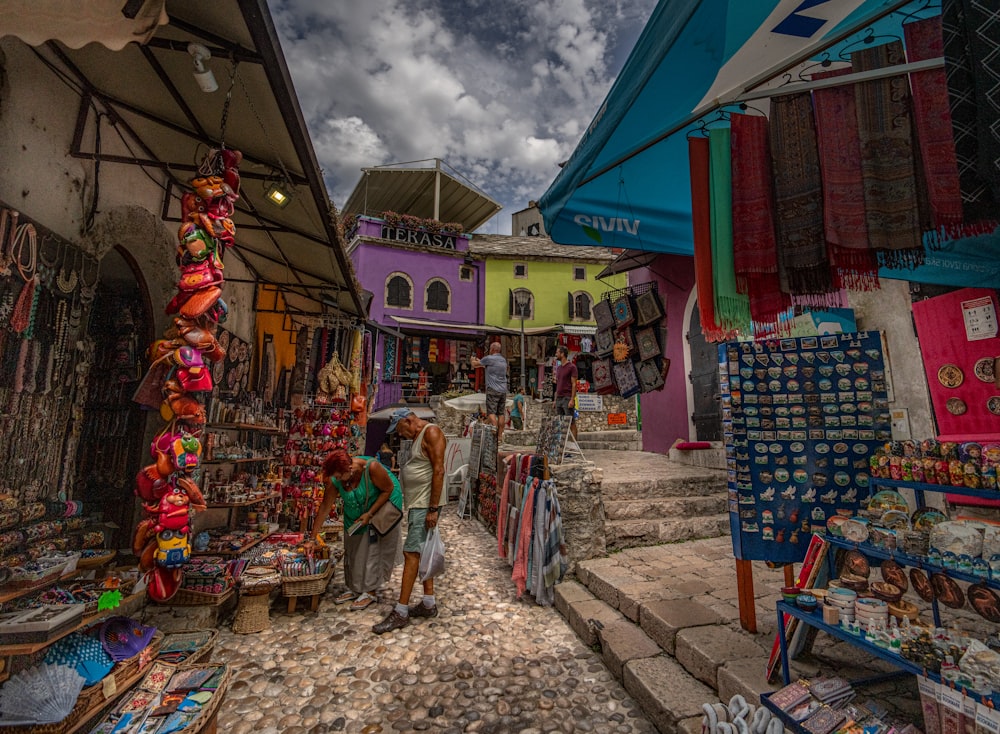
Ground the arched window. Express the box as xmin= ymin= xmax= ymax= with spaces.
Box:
xmin=385 ymin=273 xmax=412 ymax=309
xmin=569 ymin=291 xmax=592 ymax=321
xmin=425 ymin=278 xmax=451 ymax=312
xmin=509 ymin=288 xmax=534 ymax=320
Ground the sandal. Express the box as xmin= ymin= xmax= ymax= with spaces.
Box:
xmin=334 ymin=591 xmax=357 ymax=605
xmin=350 ymin=593 xmax=375 ymax=611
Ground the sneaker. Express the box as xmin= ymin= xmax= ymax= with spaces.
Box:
xmin=350 ymin=593 xmax=375 ymax=611
xmin=408 ymin=603 xmax=438 ymax=619
xmin=372 ymin=609 xmax=410 ymax=635
xmin=334 ymin=591 xmax=357 ymax=605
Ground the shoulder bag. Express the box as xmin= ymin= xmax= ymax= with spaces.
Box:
xmin=364 ymin=460 xmax=403 ymax=536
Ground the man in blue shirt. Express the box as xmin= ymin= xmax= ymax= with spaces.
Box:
xmin=471 ymin=342 xmax=509 ymax=446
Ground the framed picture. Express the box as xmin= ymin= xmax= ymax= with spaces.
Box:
xmin=636 ymin=326 xmax=661 ymax=362
xmin=593 ymin=298 xmax=615 ymax=331
xmin=634 ymin=289 xmax=664 ymax=326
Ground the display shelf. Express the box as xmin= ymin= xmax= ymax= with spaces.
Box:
xmin=871 ymin=477 xmax=1000 ymax=502
xmin=206 ymin=492 xmax=281 ymax=509
xmin=0 ymin=590 xmax=145 ymax=656
xmin=774 ymin=600 xmax=1000 ymax=707
xmin=825 ymin=534 xmax=999 ymax=589
xmin=205 ymin=423 xmax=284 ymax=434
xmin=202 ymin=456 xmax=277 ymax=465
xmin=0 ymin=566 xmax=91 ymax=606
xmin=193 ymin=532 xmax=273 ymax=557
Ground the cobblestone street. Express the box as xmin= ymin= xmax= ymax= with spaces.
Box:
xmin=213 ymin=513 xmax=658 ymax=734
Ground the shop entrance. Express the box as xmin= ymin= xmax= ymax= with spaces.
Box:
xmin=76 ymin=246 xmax=153 ymax=549
xmin=687 ymin=299 xmax=722 ymax=441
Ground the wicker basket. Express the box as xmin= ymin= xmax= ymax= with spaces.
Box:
xmin=159 ymin=586 xmax=234 ymax=607
xmin=0 ymin=632 xmax=164 ymax=734
xmin=76 ymin=550 xmax=116 ymax=570
xmin=281 ymin=566 xmax=333 ymax=597
xmin=232 ymin=593 xmax=271 ymax=634
xmin=158 ymin=629 xmax=218 ymax=668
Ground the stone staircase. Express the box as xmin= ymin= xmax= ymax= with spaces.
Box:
xmin=590 ymin=450 xmax=730 ymax=551
xmin=576 ymin=429 xmax=642 ymax=452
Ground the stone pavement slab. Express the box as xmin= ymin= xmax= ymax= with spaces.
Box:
xmin=638 ymin=599 xmax=724 ymax=656
xmin=623 ymin=656 xmax=718 ymax=734
xmin=597 ymin=619 xmax=662 ymax=680
xmin=674 ymin=626 xmax=768 ymax=689
xmin=210 ymin=513 xmax=658 ymax=734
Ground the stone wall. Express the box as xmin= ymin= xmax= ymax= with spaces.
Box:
xmin=524 ymin=395 xmax=638 ymax=432
xmin=550 ymin=460 xmax=606 ymax=574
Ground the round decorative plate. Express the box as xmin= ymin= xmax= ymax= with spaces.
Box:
xmin=946 ymin=398 xmax=968 ymax=416
xmin=880 ymin=560 xmax=908 ymax=592
xmin=912 ymin=507 xmax=948 ymax=531
xmin=827 ymin=515 xmax=848 ymax=536
xmin=844 ymin=550 xmax=870 ymax=578
xmin=931 ymin=573 xmax=965 ymax=609
xmin=910 ymin=568 xmax=934 ymax=602
xmin=988 ymin=397 xmax=1000 ymax=416
xmin=968 ymin=583 xmax=1000 ymax=623
xmin=975 ymin=358 xmax=996 ymax=384
xmin=841 ymin=519 xmax=869 ymax=543
xmin=869 ymin=489 xmax=908 ymax=513
xmin=879 ymin=510 xmax=910 ymax=530
xmin=938 ymin=363 xmax=964 ymax=389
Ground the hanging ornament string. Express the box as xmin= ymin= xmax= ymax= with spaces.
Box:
xmin=56 ymin=245 xmax=78 ymax=294
xmin=216 ymin=61 xmax=239 ymax=153
xmin=11 ymin=221 xmax=36 ymax=282
xmin=78 ymin=255 xmax=99 ymax=306
xmin=0 ymin=209 xmax=17 ymax=277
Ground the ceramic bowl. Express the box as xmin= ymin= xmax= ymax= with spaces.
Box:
xmin=871 ymin=581 xmax=903 ymax=603
xmin=796 ymin=593 xmax=818 ymax=611
xmin=781 ymin=585 xmax=801 ymax=603
xmin=888 ymin=599 xmax=920 ymax=622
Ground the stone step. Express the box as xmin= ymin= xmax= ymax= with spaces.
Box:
xmin=579 ymin=430 xmax=640 ymax=442
xmin=605 ymin=514 xmax=731 ymax=551
xmin=600 ymin=473 xmax=727 ymax=500
xmin=603 ymin=494 xmax=727 ymax=521
xmin=577 ymin=440 xmax=642 ymax=452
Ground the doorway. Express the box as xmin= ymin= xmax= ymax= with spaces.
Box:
xmin=76 ymin=246 xmax=153 ymax=549
xmin=687 ymin=300 xmax=723 ymax=441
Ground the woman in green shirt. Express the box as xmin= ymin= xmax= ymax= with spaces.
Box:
xmin=317 ymin=448 xmax=403 ymax=610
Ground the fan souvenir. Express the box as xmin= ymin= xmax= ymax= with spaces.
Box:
xmin=0 ymin=663 xmax=85 ymax=725
xmin=101 ymin=617 xmax=157 ymax=661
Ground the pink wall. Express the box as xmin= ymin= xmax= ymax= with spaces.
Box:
xmin=631 ymin=254 xmax=696 ymax=455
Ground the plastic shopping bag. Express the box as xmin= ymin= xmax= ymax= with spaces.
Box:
xmin=417 ymin=528 xmax=446 ymax=582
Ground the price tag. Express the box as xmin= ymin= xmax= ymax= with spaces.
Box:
xmin=939 ymin=686 xmax=965 ymax=713
xmin=977 ymin=703 xmax=1000 ymax=734
xmin=103 ymin=673 xmax=117 ymax=699
xmin=962 ymin=296 xmax=998 ymax=341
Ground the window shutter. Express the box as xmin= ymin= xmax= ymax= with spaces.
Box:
xmin=567 ymin=292 xmax=575 ymax=319
xmin=509 ymin=289 xmax=514 ymax=318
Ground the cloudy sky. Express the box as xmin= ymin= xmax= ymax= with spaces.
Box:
xmin=267 ymin=0 xmax=656 ymax=234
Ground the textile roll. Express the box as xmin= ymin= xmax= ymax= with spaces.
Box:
xmin=852 ymin=41 xmax=924 ymax=266
xmin=688 ymin=136 xmax=730 ymax=342
xmin=708 ymin=127 xmax=750 ymax=335
xmin=905 ymin=16 xmax=964 ymax=228
xmin=730 ymin=113 xmax=791 ymax=332
xmin=769 ymin=93 xmax=833 ymax=296
xmin=812 ymin=67 xmax=879 ymax=291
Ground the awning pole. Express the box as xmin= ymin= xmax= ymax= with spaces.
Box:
xmin=735 ymin=57 xmax=943 ymax=103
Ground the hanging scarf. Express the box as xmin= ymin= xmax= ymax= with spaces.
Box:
xmin=770 ymin=93 xmax=834 ymax=296
xmin=688 ymin=136 xmax=731 ymax=342
xmin=852 ymin=41 xmax=924 ymax=267
xmin=730 ymin=113 xmax=791 ymax=333
xmin=709 ymin=127 xmax=750 ymax=334
xmin=812 ymin=68 xmax=879 ymax=291
xmin=905 ymin=16 xmax=965 ymax=228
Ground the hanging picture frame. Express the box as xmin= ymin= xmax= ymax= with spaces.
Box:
xmin=592 ymin=357 xmax=615 ymax=394
xmin=613 ymin=360 xmax=641 ymax=398
xmin=612 ymin=294 xmax=636 ymax=328
xmin=638 ymin=358 xmax=665 ymax=392
xmin=593 ymin=298 xmax=615 ymax=331
xmin=634 ymin=289 xmax=664 ymax=326
xmin=594 ymin=328 xmax=615 ymax=357
xmin=636 ymin=326 xmax=661 ymax=362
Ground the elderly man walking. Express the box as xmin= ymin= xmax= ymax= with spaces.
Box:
xmin=373 ymin=408 xmax=447 ymax=634
xmin=471 ymin=341 xmax=509 ymax=446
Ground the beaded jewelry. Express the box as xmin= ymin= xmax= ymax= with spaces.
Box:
xmin=37 ymin=237 xmax=57 ymax=289
xmin=78 ymin=257 xmax=99 ymax=305
xmin=55 ymin=246 xmax=78 ymax=294
xmin=11 ymin=221 xmax=37 ymax=282
xmin=0 ymin=209 xmax=17 ymax=277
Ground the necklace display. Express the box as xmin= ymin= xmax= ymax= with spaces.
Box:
xmin=55 ymin=246 xmax=78 ymax=294
xmin=0 ymin=208 xmax=18 ymax=277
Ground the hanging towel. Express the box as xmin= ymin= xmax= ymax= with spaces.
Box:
xmin=730 ymin=113 xmax=791 ymax=332
xmin=511 ymin=479 xmax=537 ymax=598
xmin=906 ymin=16 xmax=965 ymax=228
xmin=812 ymin=67 xmax=879 ymax=291
xmin=497 ymin=456 xmax=515 ymax=558
xmin=688 ymin=136 xmax=732 ymax=342
xmin=852 ymin=41 xmax=924 ymax=267
xmin=770 ymin=93 xmax=834 ymax=296
xmin=708 ymin=127 xmax=750 ymax=334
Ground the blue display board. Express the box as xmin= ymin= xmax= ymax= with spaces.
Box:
xmin=721 ymin=331 xmax=891 ymax=563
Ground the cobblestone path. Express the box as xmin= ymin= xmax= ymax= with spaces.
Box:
xmin=214 ymin=513 xmax=658 ymax=734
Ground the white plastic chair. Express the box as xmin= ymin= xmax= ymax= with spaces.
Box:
xmin=447 ymin=464 xmax=469 ymax=502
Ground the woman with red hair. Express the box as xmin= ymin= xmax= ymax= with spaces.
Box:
xmin=314 ymin=448 xmax=403 ymax=610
